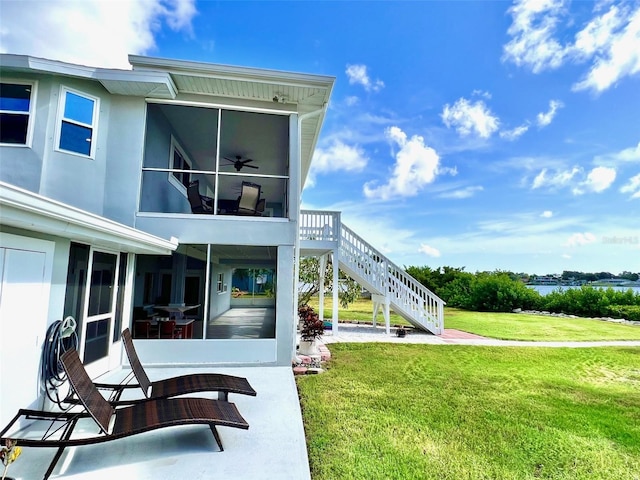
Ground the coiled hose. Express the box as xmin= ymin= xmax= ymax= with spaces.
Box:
xmin=41 ymin=317 xmax=78 ymax=408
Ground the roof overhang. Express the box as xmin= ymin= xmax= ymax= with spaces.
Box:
xmin=128 ymin=56 xmax=335 ymax=184
xmin=0 ymin=182 xmax=177 ymax=255
xmin=0 ymin=54 xmax=177 ymax=99
xmin=1 ymin=53 xmax=335 ymax=194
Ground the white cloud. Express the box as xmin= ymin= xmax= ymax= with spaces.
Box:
xmin=532 ymin=167 xmax=581 ymax=189
xmin=620 ymin=173 xmax=640 ymax=199
xmin=564 ymin=232 xmax=596 ymax=247
xmin=594 ymin=142 xmax=640 ymax=165
xmin=499 ymin=123 xmax=529 ymax=141
xmin=532 ymin=165 xmax=616 ymax=194
xmin=502 ymin=0 xmax=568 ymax=73
xmin=363 ymin=126 xmax=440 ymax=200
xmin=573 ymin=166 xmax=617 ymax=194
xmin=503 ymin=0 xmax=640 ymax=93
xmin=438 ymin=186 xmax=484 ymax=199
xmin=572 ymin=4 xmax=640 ymax=92
xmin=472 ymin=89 xmax=492 ymax=99
xmin=345 ymin=64 xmax=384 ymax=92
xmin=308 ymin=140 xmax=368 ymax=187
xmin=541 ymin=210 xmax=553 ymax=218
xmin=441 ymin=98 xmax=500 ymax=139
xmin=419 ymin=244 xmax=441 ymax=258
xmin=536 ymin=100 xmax=563 ymax=127
xmin=344 ymin=96 xmax=359 ymax=106
xmin=0 ymin=0 xmax=197 ymax=69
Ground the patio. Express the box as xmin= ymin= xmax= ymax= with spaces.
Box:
xmin=5 ymin=365 xmax=310 ymax=480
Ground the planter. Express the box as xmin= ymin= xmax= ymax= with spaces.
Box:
xmin=299 ymin=339 xmax=320 ymax=355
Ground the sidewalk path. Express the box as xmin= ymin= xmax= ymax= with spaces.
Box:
xmin=321 ymin=323 xmax=640 ymax=347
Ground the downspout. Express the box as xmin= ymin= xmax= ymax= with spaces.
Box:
xmin=298 ymin=102 xmax=328 ymax=192
xmin=292 ymin=103 xmax=328 ymax=359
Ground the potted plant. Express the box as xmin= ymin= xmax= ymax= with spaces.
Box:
xmin=298 ymin=304 xmax=324 ymax=355
xmin=1 ymin=439 xmax=22 ymax=480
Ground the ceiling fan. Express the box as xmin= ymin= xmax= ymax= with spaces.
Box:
xmin=223 ymin=155 xmax=259 ymax=172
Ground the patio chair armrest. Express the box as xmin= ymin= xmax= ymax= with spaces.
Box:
xmin=94 ymin=382 xmax=141 ymax=401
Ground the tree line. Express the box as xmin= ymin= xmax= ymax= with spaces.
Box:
xmin=298 ymin=259 xmax=640 ymax=321
xmin=404 ymin=266 xmax=640 ymax=321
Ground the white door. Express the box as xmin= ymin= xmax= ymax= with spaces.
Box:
xmin=79 ymin=248 xmax=120 ymax=377
xmin=0 ymin=234 xmax=54 ymax=427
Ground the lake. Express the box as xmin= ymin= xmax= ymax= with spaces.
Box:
xmin=528 ymin=285 xmax=640 ymax=296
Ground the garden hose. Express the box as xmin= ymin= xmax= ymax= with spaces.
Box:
xmin=41 ymin=317 xmax=78 ymax=409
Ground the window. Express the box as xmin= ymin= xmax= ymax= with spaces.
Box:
xmin=168 ymin=135 xmax=192 ymax=193
xmin=0 ymin=81 xmax=36 ymax=145
xmin=217 ymin=273 xmax=224 ymax=293
xmin=57 ymin=87 xmax=98 ymax=157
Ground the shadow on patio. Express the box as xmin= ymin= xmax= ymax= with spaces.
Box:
xmin=5 ymin=366 xmax=309 ymax=480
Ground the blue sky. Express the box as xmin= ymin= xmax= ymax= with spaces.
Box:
xmin=2 ymin=0 xmax=639 ymax=274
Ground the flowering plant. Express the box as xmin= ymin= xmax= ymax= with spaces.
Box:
xmin=298 ymin=304 xmax=324 ymax=341
xmin=1 ymin=439 xmax=21 ymax=480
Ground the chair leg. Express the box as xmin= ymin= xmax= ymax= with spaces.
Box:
xmin=43 ymin=417 xmax=78 ymax=479
xmin=209 ymin=424 xmax=224 ymax=451
xmin=44 ymin=446 xmax=66 ymax=480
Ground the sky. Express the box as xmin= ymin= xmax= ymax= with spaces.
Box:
xmin=1 ymin=0 xmax=639 ymax=275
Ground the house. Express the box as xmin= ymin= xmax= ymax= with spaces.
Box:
xmin=0 ymin=53 xmax=444 ymax=429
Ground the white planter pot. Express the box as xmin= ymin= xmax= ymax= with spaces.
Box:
xmin=299 ymin=340 xmax=319 ymax=355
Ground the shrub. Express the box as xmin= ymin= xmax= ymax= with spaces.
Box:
xmin=428 ymin=271 xmax=543 ymax=312
xmin=438 ymin=272 xmax=475 ymax=309
xmin=468 ymin=273 xmax=542 ymax=312
xmin=605 ymin=305 xmax=640 ymax=321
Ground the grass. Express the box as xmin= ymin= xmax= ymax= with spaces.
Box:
xmin=298 ymin=344 xmax=640 ymax=480
xmin=307 ymin=297 xmax=412 ymax=327
xmin=305 ymin=297 xmax=640 ymax=341
xmin=445 ymin=308 xmax=640 ymax=341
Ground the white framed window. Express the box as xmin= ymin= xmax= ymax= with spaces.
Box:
xmin=0 ymin=80 xmax=37 ymax=146
xmin=56 ymin=86 xmax=99 ymax=158
xmin=216 ymin=273 xmax=224 ymax=293
xmin=168 ymin=135 xmax=192 ymax=195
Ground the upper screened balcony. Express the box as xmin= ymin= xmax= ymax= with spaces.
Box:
xmin=140 ymin=104 xmax=290 ymax=218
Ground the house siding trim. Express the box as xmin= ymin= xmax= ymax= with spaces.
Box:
xmin=0 ymin=181 xmax=177 ymax=255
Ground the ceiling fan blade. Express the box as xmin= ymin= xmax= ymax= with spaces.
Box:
xmin=243 ymin=164 xmax=259 ymax=169
xmin=241 ymin=158 xmax=254 ymax=164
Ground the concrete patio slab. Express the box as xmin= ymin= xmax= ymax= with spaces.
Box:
xmin=5 ymin=366 xmax=310 ymax=480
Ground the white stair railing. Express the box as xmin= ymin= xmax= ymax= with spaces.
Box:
xmin=339 ymin=224 xmax=443 ymax=334
xmin=300 ymin=211 xmax=445 ymax=335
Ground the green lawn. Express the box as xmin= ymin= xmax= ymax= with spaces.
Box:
xmin=307 ymin=297 xmax=412 ymax=327
xmin=298 ymin=344 xmax=640 ymax=480
xmin=445 ymin=308 xmax=640 ymax=341
xmin=306 ymin=298 xmax=640 ymax=341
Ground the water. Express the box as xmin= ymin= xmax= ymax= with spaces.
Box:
xmin=528 ymin=285 xmax=640 ymax=296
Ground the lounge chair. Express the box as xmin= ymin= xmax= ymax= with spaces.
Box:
xmin=0 ymin=349 xmax=249 ymax=480
xmin=89 ymin=328 xmax=256 ymax=405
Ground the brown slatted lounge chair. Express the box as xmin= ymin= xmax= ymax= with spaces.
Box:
xmin=0 ymin=349 xmax=249 ymax=480
xmin=88 ymin=328 xmax=256 ymax=405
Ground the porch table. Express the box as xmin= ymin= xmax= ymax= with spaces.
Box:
xmin=134 ymin=318 xmax=196 ymax=339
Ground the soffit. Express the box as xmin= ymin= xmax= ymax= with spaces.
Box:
xmin=130 ymin=56 xmax=334 ymax=185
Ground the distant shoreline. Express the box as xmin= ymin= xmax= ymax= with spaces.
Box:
xmin=527 ymin=281 xmax=640 ymax=287
xmin=528 ymin=284 xmax=640 ymax=296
